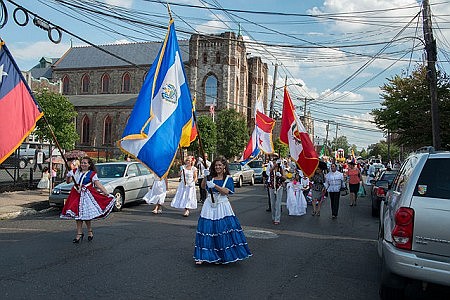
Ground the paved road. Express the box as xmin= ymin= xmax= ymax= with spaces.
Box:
xmin=0 ymin=184 xmax=447 ymax=299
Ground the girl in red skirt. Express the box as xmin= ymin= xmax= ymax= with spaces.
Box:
xmin=61 ymin=157 xmax=115 ymax=243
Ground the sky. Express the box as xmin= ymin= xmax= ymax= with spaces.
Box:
xmin=1 ymin=0 xmax=449 ymax=151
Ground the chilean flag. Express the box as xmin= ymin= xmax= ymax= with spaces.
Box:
xmin=280 ymin=86 xmax=318 ymax=177
xmin=0 ymin=42 xmax=43 ymax=164
xmin=241 ymin=111 xmax=275 ymax=164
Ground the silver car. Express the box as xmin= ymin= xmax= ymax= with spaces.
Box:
xmin=378 ymin=147 xmax=450 ymax=298
xmin=49 ymin=161 xmax=155 ymax=211
xmin=228 ymin=162 xmax=255 ymax=187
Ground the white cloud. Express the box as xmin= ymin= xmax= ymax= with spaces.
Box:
xmin=9 ymin=41 xmax=70 ymax=70
xmin=104 ymin=0 xmax=133 ymax=9
xmin=195 ymin=14 xmax=232 ymax=34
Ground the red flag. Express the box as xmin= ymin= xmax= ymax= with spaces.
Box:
xmin=280 ymin=87 xmax=318 ymax=177
xmin=0 ymin=42 xmax=43 ymax=164
xmin=189 ymin=119 xmax=198 ymax=143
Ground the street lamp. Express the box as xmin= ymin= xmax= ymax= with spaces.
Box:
xmin=269 ymin=83 xmax=303 ymax=118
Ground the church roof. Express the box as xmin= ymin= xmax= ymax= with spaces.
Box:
xmin=67 ymin=94 xmax=138 ymax=107
xmin=53 ymin=41 xmax=190 ymax=70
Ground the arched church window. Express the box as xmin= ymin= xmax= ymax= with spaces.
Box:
xmin=205 ymin=75 xmax=218 ymax=107
xmin=122 ymin=73 xmax=131 ymax=93
xmin=215 ymin=52 xmax=220 ymax=64
xmin=203 ymin=52 xmax=207 ymax=64
xmin=81 ymin=73 xmax=90 ymax=93
xmin=62 ymin=75 xmax=70 ymax=94
xmin=103 ymin=115 xmax=112 ymax=145
xmin=81 ymin=115 xmax=90 ymax=145
xmin=101 ymin=73 xmax=110 ymax=93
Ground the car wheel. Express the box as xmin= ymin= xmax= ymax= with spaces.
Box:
xmin=379 ymin=257 xmax=406 ymax=300
xmin=250 ymin=175 xmax=254 ymax=186
xmin=18 ymin=159 xmax=28 ymax=169
xmin=112 ymin=188 xmax=124 ymax=212
xmin=372 ymin=205 xmax=379 ymax=217
xmin=237 ymin=177 xmax=242 ymax=188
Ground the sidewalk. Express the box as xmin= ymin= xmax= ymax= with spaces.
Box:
xmin=0 ymin=178 xmax=181 ymax=220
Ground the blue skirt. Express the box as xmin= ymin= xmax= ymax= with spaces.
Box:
xmin=193 ymin=196 xmax=252 ymax=264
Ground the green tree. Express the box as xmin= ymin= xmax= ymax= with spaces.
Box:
xmin=372 ymin=65 xmax=450 ymax=150
xmin=359 ymin=148 xmax=368 ymax=159
xmin=216 ymin=109 xmax=248 ymax=160
xmin=34 ymin=90 xmax=78 ymax=150
xmin=331 ymin=136 xmax=349 ymax=154
xmin=367 ymin=141 xmax=400 ymax=163
xmin=274 ymin=138 xmax=289 ymax=158
xmin=187 ymin=114 xmax=217 ymax=156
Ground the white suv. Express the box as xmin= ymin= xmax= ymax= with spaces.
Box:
xmin=378 ymin=147 xmax=450 ymax=298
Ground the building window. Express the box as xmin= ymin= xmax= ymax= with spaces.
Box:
xmin=103 ymin=116 xmax=112 ymax=145
xmin=81 ymin=74 xmax=90 ymax=93
xmin=81 ymin=115 xmax=90 ymax=145
xmin=236 ymin=76 xmax=239 ymax=106
xmin=101 ymin=73 xmax=110 ymax=93
xmin=216 ymin=52 xmax=220 ymax=64
xmin=122 ymin=73 xmax=131 ymax=93
xmin=203 ymin=52 xmax=207 ymax=64
xmin=62 ymin=75 xmax=70 ymax=94
xmin=205 ymin=75 xmax=218 ymax=107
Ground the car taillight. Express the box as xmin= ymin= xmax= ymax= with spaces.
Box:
xmin=376 ymin=187 xmax=385 ymax=197
xmin=391 ymin=207 xmax=414 ymax=250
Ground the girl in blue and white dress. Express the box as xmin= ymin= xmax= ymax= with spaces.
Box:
xmin=143 ymin=176 xmax=168 ymax=214
xmin=194 ymin=156 xmax=252 ymax=265
xmin=286 ymin=173 xmax=307 ymax=216
xmin=171 ymin=156 xmax=197 ymax=217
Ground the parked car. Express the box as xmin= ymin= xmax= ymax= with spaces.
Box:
xmin=378 ymin=147 xmax=450 ymax=299
xmin=228 ymin=162 xmax=255 ymax=187
xmin=49 ymin=161 xmax=155 ymax=211
xmin=370 ymin=170 xmax=398 ymax=217
xmin=247 ymin=160 xmax=264 ymax=183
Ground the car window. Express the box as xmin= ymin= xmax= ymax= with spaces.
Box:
xmin=380 ymin=172 xmax=397 ymax=184
xmin=229 ymin=164 xmax=239 ymax=171
xmin=248 ymin=160 xmax=263 ymax=168
xmin=137 ymin=163 xmax=151 ymax=175
xmin=126 ymin=163 xmax=139 ymax=176
xmin=392 ymin=156 xmax=418 ymax=193
xmin=413 ymin=158 xmax=450 ymax=199
xmin=97 ymin=164 xmax=126 ymax=178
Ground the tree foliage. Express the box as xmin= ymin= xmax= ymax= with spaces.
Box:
xmin=371 ymin=65 xmax=450 ymax=150
xmin=331 ymin=136 xmax=349 ymax=154
xmin=215 ymin=109 xmax=249 ymax=160
xmin=274 ymin=138 xmax=289 ymax=158
xmin=367 ymin=141 xmax=400 ymax=163
xmin=187 ymin=114 xmax=217 ymax=156
xmin=34 ymin=90 xmax=79 ymax=150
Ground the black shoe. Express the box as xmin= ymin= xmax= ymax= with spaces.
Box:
xmin=266 ymin=208 xmax=271 ymax=212
xmin=73 ymin=233 xmax=84 ymax=243
xmin=88 ymin=231 xmax=94 ymax=242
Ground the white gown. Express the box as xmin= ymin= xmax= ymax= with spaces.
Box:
xmin=286 ymin=181 xmax=307 ymax=216
xmin=171 ymin=166 xmax=197 ymax=210
xmin=143 ymin=178 xmax=167 ymax=205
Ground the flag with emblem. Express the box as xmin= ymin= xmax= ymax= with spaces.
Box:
xmin=118 ymin=19 xmax=193 ymax=178
xmin=280 ymin=86 xmax=318 ymax=177
xmin=0 ymin=41 xmax=43 ymax=164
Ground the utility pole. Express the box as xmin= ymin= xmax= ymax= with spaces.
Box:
xmin=325 ymin=120 xmax=330 ymax=156
xmin=422 ymin=0 xmax=441 ymax=149
xmin=334 ymin=123 xmax=339 ymax=151
xmin=269 ymin=63 xmax=278 ymax=118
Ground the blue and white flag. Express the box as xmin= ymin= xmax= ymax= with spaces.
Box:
xmin=118 ymin=19 xmax=193 ymax=178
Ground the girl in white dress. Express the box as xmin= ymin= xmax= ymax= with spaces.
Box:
xmin=286 ymin=173 xmax=307 ymax=216
xmin=171 ymin=156 xmax=198 ymax=217
xmin=143 ymin=176 xmax=168 ymax=214
xmin=37 ymin=167 xmax=50 ymax=189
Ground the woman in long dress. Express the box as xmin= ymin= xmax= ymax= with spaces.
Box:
xmin=143 ymin=176 xmax=168 ymax=214
xmin=194 ymin=156 xmax=252 ymax=265
xmin=171 ymin=156 xmax=198 ymax=217
xmin=60 ymin=157 xmax=115 ymax=243
xmin=37 ymin=167 xmax=50 ymax=189
xmin=286 ymin=173 xmax=307 ymax=216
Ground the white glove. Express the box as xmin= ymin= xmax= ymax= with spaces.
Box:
xmin=203 ymin=169 xmax=210 ymax=177
xmin=66 ymin=170 xmax=74 ymax=178
xmin=206 ymin=180 xmax=215 ymax=189
xmin=276 ymin=172 xmax=282 ymax=177
xmin=108 ymin=194 xmax=115 ymax=198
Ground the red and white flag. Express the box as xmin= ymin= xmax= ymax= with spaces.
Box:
xmin=280 ymin=87 xmax=318 ymax=177
xmin=240 ymin=111 xmax=275 ymax=163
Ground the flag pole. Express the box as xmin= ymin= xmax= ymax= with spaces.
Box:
xmin=191 ymin=97 xmax=215 ymax=203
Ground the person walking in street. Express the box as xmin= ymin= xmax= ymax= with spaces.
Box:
xmin=286 ymin=172 xmax=307 ymax=216
xmin=60 ymin=157 xmax=115 ymax=243
xmin=311 ymin=167 xmax=326 ymax=216
xmin=33 ymin=145 xmax=44 ymax=172
xmin=171 ymin=156 xmax=198 ymax=217
xmin=268 ymin=159 xmax=286 ymax=225
xmin=143 ymin=176 xmax=168 ymax=214
xmin=196 ymin=154 xmax=211 ymax=203
xmin=324 ymin=163 xmax=345 ymax=219
xmin=37 ymin=167 xmax=50 ymax=190
xmin=264 ymin=155 xmax=276 ymax=212
xmin=194 ymin=156 xmax=252 ymax=265
xmin=347 ymin=161 xmax=361 ymax=206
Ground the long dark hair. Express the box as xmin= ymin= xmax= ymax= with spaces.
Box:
xmin=209 ymin=155 xmax=229 ymax=180
xmin=81 ymin=156 xmax=97 ymax=172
